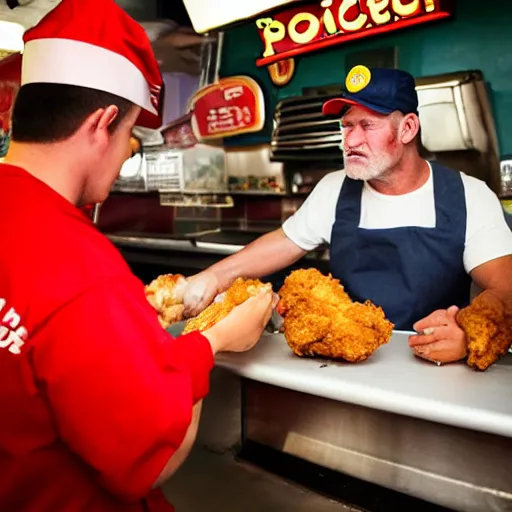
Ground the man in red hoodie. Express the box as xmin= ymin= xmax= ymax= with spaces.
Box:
xmin=0 ymin=1 xmax=275 ymax=510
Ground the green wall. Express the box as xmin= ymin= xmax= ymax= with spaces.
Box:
xmin=219 ymin=0 xmax=512 ymax=157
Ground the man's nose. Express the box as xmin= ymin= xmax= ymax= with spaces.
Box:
xmin=344 ymin=126 xmax=365 ymax=148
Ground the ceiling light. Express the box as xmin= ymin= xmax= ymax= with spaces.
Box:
xmin=0 ymin=20 xmax=24 ymax=52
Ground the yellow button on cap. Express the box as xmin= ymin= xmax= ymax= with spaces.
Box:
xmin=346 ymin=65 xmax=372 ymax=93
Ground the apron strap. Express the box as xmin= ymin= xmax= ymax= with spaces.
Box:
xmin=335 ymin=176 xmax=364 ymax=229
xmin=431 ymin=162 xmax=467 ymax=244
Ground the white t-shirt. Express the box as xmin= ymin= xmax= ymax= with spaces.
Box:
xmin=282 ymin=163 xmax=512 ymax=274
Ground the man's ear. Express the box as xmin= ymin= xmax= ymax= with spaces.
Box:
xmin=96 ymin=105 xmax=119 ymax=132
xmin=400 ymin=113 xmax=420 ymax=145
xmin=77 ymin=106 xmax=120 ymax=150
xmin=82 ymin=106 xmax=119 ymax=141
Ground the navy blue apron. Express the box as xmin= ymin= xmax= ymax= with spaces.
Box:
xmin=330 ymin=163 xmax=471 ymax=331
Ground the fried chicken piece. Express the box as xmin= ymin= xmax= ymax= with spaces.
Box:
xmin=278 ymin=268 xmax=353 ymax=313
xmin=183 ymin=278 xmax=272 ymax=333
xmin=145 ymin=274 xmax=188 ymax=329
xmin=457 ymin=291 xmax=512 ymax=371
xmin=278 ymin=269 xmax=394 ymax=363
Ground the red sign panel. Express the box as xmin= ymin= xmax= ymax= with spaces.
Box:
xmin=0 ymin=53 xmax=22 ymax=157
xmin=255 ymin=0 xmax=454 ymax=67
xmin=190 ymin=76 xmax=265 ymax=140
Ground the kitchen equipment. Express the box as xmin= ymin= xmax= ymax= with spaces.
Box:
xmin=416 ymin=70 xmax=503 ymax=196
xmin=270 ymin=93 xmax=343 ymax=164
xmin=113 ymin=145 xmax=183 ymax=193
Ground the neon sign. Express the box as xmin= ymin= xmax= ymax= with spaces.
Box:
xmin=255 ymin=0 xmax=454 ymax=67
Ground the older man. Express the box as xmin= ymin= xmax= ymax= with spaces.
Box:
xmin=184 ymin=65 xmax=512 ymax=365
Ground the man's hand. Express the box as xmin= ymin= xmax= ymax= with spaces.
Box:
xmin=409 ymin=306 xmax=467 ymax=364
xmin=182 ymin=228 xmax=307 ymax=318
xmin=183 ymin=270 xmax=223 ymax=318
xmin=203 ymin=290 xmax=278 ymax=354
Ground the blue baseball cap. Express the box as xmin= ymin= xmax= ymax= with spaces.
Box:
xmin=322 ymin=65 xmax=418 ymax=117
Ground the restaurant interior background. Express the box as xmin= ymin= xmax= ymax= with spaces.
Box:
xmin=120 ymin=0 xmax=512 ymax=286
xmin=1 ymin=0 xmax=511 ymax=285
xmin=1 ymin=3 xmax=512 ymax=512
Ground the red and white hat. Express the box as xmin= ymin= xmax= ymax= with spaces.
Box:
xmin=21 ymin=0 xmax=164 ymax=129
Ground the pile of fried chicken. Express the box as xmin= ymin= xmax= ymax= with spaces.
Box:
xmin=145 ymin=270 xmax=511 ymax=370
xmin=457 ymin=291 xmax=512 ymax=371
xmin=145 ymin=269 xmax=394 ymax=362
xmin=277 ymin=269 xmax=394 ymax=362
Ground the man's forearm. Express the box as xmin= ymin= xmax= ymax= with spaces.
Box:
xmin=485 ymin=288 xmax=512 ymax=320
xmin=154 ymin=401 xmax=203 ymax=487
xmin=471 ymin=255 xmax=512 ymax=317
xmin=209 ymin=229 xmax=307 ymax=289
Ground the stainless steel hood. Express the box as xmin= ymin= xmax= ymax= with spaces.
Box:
xmin=270 ymin=94 xmax=344 ymax=164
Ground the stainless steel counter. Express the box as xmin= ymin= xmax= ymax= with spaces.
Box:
xmin=217 ymin=332 xmax=512 ymax=438
xmin=107 ymin=234 xmax=244 ymax=256
xmin=107 ymin=232 xmax=329 ymax=260
xmin=216 ymin=333 xmax=512 ymax=511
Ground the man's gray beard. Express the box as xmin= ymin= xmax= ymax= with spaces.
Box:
xmin=346 ymin=167 xmax=393 ymax=183
xmin=343 ymin=152 xmax=395 ymax=183
xmin=343 ymin=160 xmax=388 ymax=182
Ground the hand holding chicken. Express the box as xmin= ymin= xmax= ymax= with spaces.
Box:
xmin=145 ymin=273 xmax=274 ymax=333
xmin=145 ymin=273 xmax=276 ymax=355
xmin=182 ymin=277 xmax=273 ymax=333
